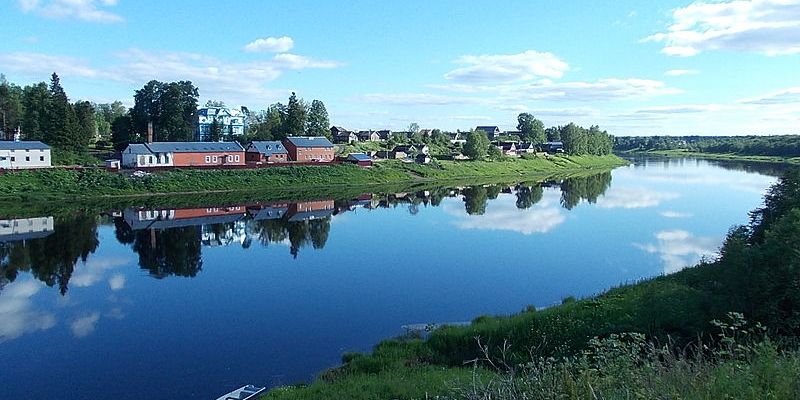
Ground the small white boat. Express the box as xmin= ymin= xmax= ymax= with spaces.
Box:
xmin=215 ymin=384 xmax=266 ymax=400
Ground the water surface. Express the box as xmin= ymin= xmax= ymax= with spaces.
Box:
xmin=0 ymin=158 xmax=781 ymax=399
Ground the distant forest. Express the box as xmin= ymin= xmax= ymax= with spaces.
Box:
xmin=615 ymin=135 xmax=800 ymax=158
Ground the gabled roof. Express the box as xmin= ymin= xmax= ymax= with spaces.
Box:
xmin=248 ymin=206 xmax=289 ymax=221
xmin=124 ymin=143 xmax=153 ymax=154
xmin=476 ymin=126 xmax=500 ymax=132
xmin=0 ymin=141 xmax=50 ymax=150
xmin=347 ymin=153 xmax=371 ymax=161
xmin=247 ymin=141 xmax=288 ymax=155
xmin=392 ymin=145 xmax=413 ymax=153
xmin=518 ymin=142 xmax=535 ymax=149
xmin=287 ymin=209 xmax=334 ymax=222
xmin=284 ymin=136 xmax=335 ymax=148
xmin=145 ymin=141 xmax=245 ymax=153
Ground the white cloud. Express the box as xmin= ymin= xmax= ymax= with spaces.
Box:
xmin=0 ymin=49 xmax=341 ymax=105
xmin=243 ymin=36 xmax=295 ymax=53
xmin=449 ymin=115 xmax=491 ymax=121
xmin=18 ymin=0 xmax=124 ymax=23
xmin=108 ymin=274 xmax=126 ymax=291
xmin=632 ymin=104 xmax=723 ymax=114
xmin=596 ymin=187 xmax=680 ymax=209
xmin=444 ymin=191 xmax=566 ymax=235
xmin=644 ymin=0 xmax=800 ymax=56
xmin=355 ymin=93 xmax=482 ymax=106
xmin=70 ymin=312 xmax=100 ymax=338
xmin=444 ymin=50 xmax=569 ymax=83
xmin=665 ymin=69 xmax=700 ymax=76
xmin=71 ymin=256 xmax=130 ymax=288
xmin=739 ymin=86 xmax=800 ymax=104
xmin=635 ymin=230 xmax=719 ymax=273
xmin=660 ymin=210 xmax=694 ymax=218
xmin=0 ymin=280 xmax=57 ymax=342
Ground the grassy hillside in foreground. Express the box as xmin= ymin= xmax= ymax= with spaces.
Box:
xmin=0 ymin=155 xmax=627 ymax=201
xmin=264 ymin=168 xmax=800 ymax=399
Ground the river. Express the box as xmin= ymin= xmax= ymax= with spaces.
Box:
xmin=0 ymin=157 xmax=783 ymax=399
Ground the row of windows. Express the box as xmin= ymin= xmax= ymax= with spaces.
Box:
xmin=1 ymin=156 xmax=46 ymax=162
xmin=302 ymin=154 xmax=334 ymax=160
xmin=204 ymin=155 xmax=241 ymax=163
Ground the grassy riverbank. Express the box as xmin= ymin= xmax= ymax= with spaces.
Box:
xmin=0 ymin=155 xmax=627 ymax=202
xmin=263 ymin=169 xmax=800 ymax=399
xmin=624 ymin=149 xmax=800 ymax=165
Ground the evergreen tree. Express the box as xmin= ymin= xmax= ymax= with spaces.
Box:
xmin=306 ymin=99 xmax=330 ymax=139
xmin=111 ymin=114 xmax=135 ymax=151
xmin=21 ymin=82 xmax=50 ymax=141
xmin=46 ymin=73 xmax=80 ymax=151
xmin=73 ymin=100 xmax=96 ymax=146
xmin=284 ymin=92 xmax=307 ymax=136
xmin=0 ymin=75 xmax=24 ymax=139
xmin=206 ymin=118 xmax=223 ymax=142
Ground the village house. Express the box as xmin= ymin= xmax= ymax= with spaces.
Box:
xmin=121 ymin=142 xmax=246 ymax=168
xmin=419 ymin=129 xmax=434 ymax=137
xmin=475 ymin=126 xmax=501 ymax=140
xmin=0 ymin=141 xmax=52 ymax=169
xmin=0 ymin=216 xmax=55 ymax=242
xmin=542 ymin=141 xmax=565 ymax=153
xmin=331 ymin=126 xmax=357 ymax=144
xmin=390 ymin=144 xmax=429 ymax=159
xmin=496 ymin=142 xmax=518 ymax=156
xmin=516 ymin=142 xmax=536 ymax=154
xmin=448 ymin=131 xmax=466 ymax=144
xmin=376 ymin=130 xmax=392 ymax=141
xmin=286 ymin=200 xmax=335 ymax=222
xmin=356 ymin=130 xmax=382 ymax=142
xmin=283 ymin=136 xmax=336 ymax=162
xmin=245 ymin=141 xmax=289 ymax=163
xmin=415 ymin=154 xmax=432 ymax=164
xmin=247 ymin=203 xmax=290 ymax=221
xmin=346 ymin=152 xmax=373 ymax=167
xmin=123 ymin=206 xmax=247 ymax=231
xmin=196 ymin=106 xmax=248 ymax=141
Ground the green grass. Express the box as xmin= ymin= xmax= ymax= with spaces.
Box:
xmin=0 ymin=154 xmax=627 ymax=202
xmin=627 ymin=149 xmax=800 ymax=165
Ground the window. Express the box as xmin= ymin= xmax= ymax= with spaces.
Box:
xmin=212 ymin=156 xmax=218 ymax=163
xmin=205 ymin=156 xmax=211 ymax=163
xmin=10 ymin=157 xmax=15 ymax=162
xmin=40 ymin=156 xmax=45 ymax=162
xmin=234 ymin=155 xmax=240 ymax=162
xmin=226 ymin=155 xmax=233 ymax=163
xmin=25 ymin=156 xmax=30 ymax=162
xmin=149 ymin=156 xmax=154 ymax=164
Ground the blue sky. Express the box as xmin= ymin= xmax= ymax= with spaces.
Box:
xmin=1 ymin=0 xmax=799 ymax=135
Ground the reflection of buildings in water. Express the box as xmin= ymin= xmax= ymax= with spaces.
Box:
xmin=286 ymin=200 xmax=335 ymax=222
xmin=201 ymin=220 xmax=249 ymax=247
xmin=123 ymin=207 xmax=247 ymax=231
xmin=0 ymin=217 xmax=55 ymax=242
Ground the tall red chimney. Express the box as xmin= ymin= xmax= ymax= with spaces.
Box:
xmin=147 ymin=122 xmax=154 ymax=143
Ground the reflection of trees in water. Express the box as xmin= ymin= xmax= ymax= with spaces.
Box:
xmin=515 ymin=184 xmax=544 ymax=210
xmin=132 ymin=226 xmax=203 ymax=278
xmin=463 ymin=186 xmax=489 ymax=215
xmin=250 ymin=217 xmax=331 ymax=259
xmin=0 ymin=214 xmax=99 ymax=295
xmin=559 ymin=172 xmax=613 ymax=210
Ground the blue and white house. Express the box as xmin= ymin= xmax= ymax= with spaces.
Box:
xmin=196 ymin=106 xmax=248 ymax=141
xmin=0 ymin=141 xmax=52 ymax=169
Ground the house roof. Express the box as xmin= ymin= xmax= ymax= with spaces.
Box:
xmin=287 ymin=209 xmax=334 ymax=222
xmin=124 ymin=143 xmax=153 ymax=154
xmin=145 ymin=141 xmax=245 ymax=153
xmin=0 ymin=141 xmax=50 ymax=150
xmin=392 ymin=145 xmax=413 ymax=153
xmin=0 ymin=230 xmax=54 ymax=242
xmin=476 ymin=126 xmax=500 ymax=132
xmin=543 ymin=141 xmax=564 ymax=146
xmin=518 ymin=142 xmax=535 ymax=149
xmin=347 ymin=153 xmax=371 ymax=161
xmin=248 ymin=206 xmax=289 ymax=221
xmin=284 ymin=136 xmax=335 ymax=148
xmin=247 ymin=141 xmax=288 ymax=155
xmin=198 ymin=107 xmax=244 ymax=117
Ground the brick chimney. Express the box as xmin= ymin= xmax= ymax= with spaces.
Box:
xmin=147 ymin=122 xmax=154 ymax=143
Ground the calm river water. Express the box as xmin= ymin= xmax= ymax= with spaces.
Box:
xmin=0 ymin=157 xmax=783 ymax=399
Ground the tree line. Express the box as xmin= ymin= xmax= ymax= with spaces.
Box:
xmin=615 ymin=135 xmax=800 ymax=158
xmin=0 ymin=73 xmax=122 ymax=155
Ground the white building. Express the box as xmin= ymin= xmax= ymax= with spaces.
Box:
xmin=196 ymin=106 xmax=248 ymax=141
xmin=121 ymin=143 xmax=174 ymax=168
xmin=0 ymin=141 xmax=52 ymax=169
xmin=0 ymin=216 xmax=55 ymax=241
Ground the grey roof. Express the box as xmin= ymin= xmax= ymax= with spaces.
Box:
xmin=247 ymin=141 xmax=288 ymax=156
xmin=248 ymin=206 xmax=289 ymax=221
xmin=145 ymin=141 xmax=244 ymax=153
xmin=543 ymin=141 xmax=564 ymax=146
xmin=476 ymin=126 xmax=500 ymax=131
xmin=0 ymin=141 xmax=50 ymax=150
xmin=124 ymin=211 xmax=245 ymax=231
xmin=284 ymin=136 xmax=335 ymax=148
xmin=347 ymin=153 xmax=371 ymax=161
xmin=124 ymin=143 xmax=152 ymax=154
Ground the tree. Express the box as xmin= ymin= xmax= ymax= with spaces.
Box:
xmin=545 ymin=126 xmax=561 ymax=142
xmin=407 ymin=122 xmax=420 ymax=135
xmin=46 ymin=73 xmax=81 ymax=151
xmin=21 ymin=82 xmax=50 ymax=141
xmin=517 ymin=113 xmax=545 ymax=143
xmin=487 ymin=144 xmax=503 ymax=160
xmin=205 ymin=100 xmax=226 ymax=107
xmin=111 ymin=114 xmax=135 ymax=151
xmin=463 ymin=129 xmax=490 ymax=160
xmin=94 ymin=101 xmax=126 ymax=139
xmin=463 ymin=186 xmax=489 ymax=215
xmin=306 ymin=99 xmax=330 ymax=139
xmin=267 ymin=103 xmax=287 ymax=140
xmin=73 ymin=101 xmax=96 ymax=146
xmin=131 ymin=80 xmax=199 ymax=141
xmin=206 ymin=118 xmax=223 ymax=142
xmin=560 ymin=123 xmax=588 ymax=155
xmin=0 ymin=75 xmax=24 ymax=139
xmin=284 ymin=92 xmax=307 ymax=136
